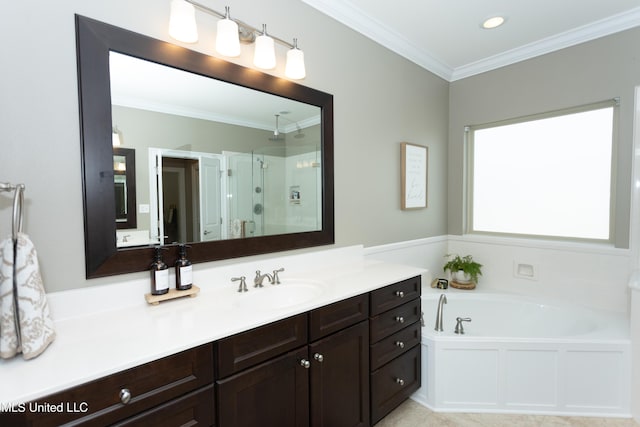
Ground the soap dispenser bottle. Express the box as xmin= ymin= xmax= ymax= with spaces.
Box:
xmin=175 ymin=244 xmax=193 ymax=291
xmin=150 ymin=246 xmax=169 ymax=295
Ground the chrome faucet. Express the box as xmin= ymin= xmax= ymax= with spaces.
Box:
xmin=434 ymin=294 xmax=447 ymax=332
xmin=254 ymin=270 xmax=273 ymax=288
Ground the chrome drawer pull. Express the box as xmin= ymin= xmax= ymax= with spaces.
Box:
xmin=395 ymin=341 xmax=405 ymax=349
xmin=300 ymin=359 xmax=311 ymax=369
xmin=119 ymin=388 xmax=131 ymax=404
xmin=314 ymin=353 xmax=324 ymax=363
xmin=396 ymin=378 xmax=405 ymax=386
xmin=395 ymin=291 xmax=405 ymax=298
xmin=395 ymin=316 xmax=405 ymax=324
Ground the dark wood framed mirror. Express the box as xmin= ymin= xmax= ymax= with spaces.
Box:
xmin=76 ymin=15 xmax=334 ymax=278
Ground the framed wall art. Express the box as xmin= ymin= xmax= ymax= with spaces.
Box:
xmin=401 ymin=142 xmax=428 ymax=210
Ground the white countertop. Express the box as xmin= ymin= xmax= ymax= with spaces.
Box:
xmin=0 ymin=246 xmax=425 ymax=404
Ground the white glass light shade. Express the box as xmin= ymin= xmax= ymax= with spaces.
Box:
xmin=169 ymin=0 xmax=198 ymax=43
xmin=112 ymin=128 xmax=121 ymax=147
xmin=216 ymin=18 xmax=241 ymax=57
xmin=285 ymin=47 xmax=306 ymax=79
xmin=253 ymin=31 xmax=276 ymax=70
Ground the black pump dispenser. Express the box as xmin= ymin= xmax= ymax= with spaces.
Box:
xmin=175 ymin=244 xmax=193 ymax=290
xmin=150 ymin=246 xmax=169 ymax=295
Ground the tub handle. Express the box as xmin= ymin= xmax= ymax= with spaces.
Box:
xmin=454 ymin=317 xmax=472 ymax=335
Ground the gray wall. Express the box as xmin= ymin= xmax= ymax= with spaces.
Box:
xmin=448 ymin=28 xmax=640 ymax=248
xmin=0 ymin=0 xmax=449 ymax=291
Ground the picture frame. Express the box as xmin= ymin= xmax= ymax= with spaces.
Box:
xmin=401 ymin=142 xmax=428 ymax=209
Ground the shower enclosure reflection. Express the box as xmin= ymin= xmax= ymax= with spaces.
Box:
xmin=148 ymin=147 xmax=321 ymax=246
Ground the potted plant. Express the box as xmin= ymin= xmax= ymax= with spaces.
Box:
xmin=443 ymin=254 xmax=483 ymax=285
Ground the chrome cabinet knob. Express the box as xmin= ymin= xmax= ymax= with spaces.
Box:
xmin=395 ymin=341 xmax=405 ymax=349
xmin=395 ymin=291 xmax=405 ymax=298
xmin=396 ymin=378 xmax=405 ymax=386
xmin=313 ymin=353 xmax=324 ymax=363
xmin=395 ymin=316 xmax=405 ymax=324
xmin=300 ymin=359 xmax=311 ymax=369
xmin=119 ymin=388 xmax=131 ymax=404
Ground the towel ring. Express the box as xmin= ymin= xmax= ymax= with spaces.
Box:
xmin=12 ymin=184 xmax=24 ymax=241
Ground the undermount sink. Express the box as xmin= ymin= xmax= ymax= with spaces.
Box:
xmin=233 ymin=281 xmax=324 ymax=310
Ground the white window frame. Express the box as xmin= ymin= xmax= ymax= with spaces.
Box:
xmin=465 ymin=99 xmax=619 ymax=244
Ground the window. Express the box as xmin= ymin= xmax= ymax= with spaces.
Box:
xmin=468 ymin=101 xmax=617 ymax=242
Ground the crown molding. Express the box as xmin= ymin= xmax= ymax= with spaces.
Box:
xmin=301 ymin=0 xmax=453 ymax=81
xmin=302 ymin=0 xmax=640 ymax=82
xmin=451 ymin=6 xmax=640 ymax=81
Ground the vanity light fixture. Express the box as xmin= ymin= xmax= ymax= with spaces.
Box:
xmin=285 ymin=38 xmax=306 ymax=79
xmin=482 ymin=16 xmax=505 ymax=29
xmin=254 ymin=25 xmax=276 ymax=70
xmin=168 ymin=0 xmax=198 ymax=43
xmin=167 ymin=0 xmax=307 ymax=79
xmin=216 ymin=6 xmax=240 ymax=57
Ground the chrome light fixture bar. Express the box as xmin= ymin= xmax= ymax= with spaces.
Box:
xmin=168 ymin=0 xmax=306 ymax=79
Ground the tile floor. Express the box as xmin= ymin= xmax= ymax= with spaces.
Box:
xmin=376 ymin=400 xmax=640 ymax=427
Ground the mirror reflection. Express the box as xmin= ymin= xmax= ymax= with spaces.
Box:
xmin=109 ymin=52 xmax=322 ymax=248
xmin=113 ymin=147 xmax=137 ymax=230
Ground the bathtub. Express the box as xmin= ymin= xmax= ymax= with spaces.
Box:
xmin=412 ymin=291 xmax=632 ymax=417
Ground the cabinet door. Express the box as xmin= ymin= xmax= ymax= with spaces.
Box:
xmin=217 ymin=347 xmax=310 ymax=427
xmin=309 ymin=321 xmax=369 ymax=427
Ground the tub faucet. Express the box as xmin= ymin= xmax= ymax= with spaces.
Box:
xmin=434 ymin=294 xmax=447 ymax=332
xmin=454 ymin=317 xmax=472 ymax=334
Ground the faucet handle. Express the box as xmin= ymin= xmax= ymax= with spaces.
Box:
xmin=272 ymin=267 xmax=284 ymax=284
xmin=232 ymin=276 xmax=248 ymax=292
xmin=254 ymin=270 xmax=264 ymax=288
xmin=454 ymin=317 xmax=472 ymax=334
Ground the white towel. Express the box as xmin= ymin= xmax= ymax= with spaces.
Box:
xmin=0 ymin=233 xmax=55 ymax=360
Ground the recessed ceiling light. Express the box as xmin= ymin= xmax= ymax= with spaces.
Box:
xmin=482 ymin=16 xmax=505 ymax=29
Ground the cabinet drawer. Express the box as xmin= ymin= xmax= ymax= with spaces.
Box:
xmin=217 ymin=313 xmax=307 ymax=378
xmin=21 ymin=344 xmax=214 ymax=427
xmin=370 ymin=276 xmax=420 ymax=316
xmin=113 ymin=385 xmax=215 ymax=427
xmin=370 ymin=299 xmax=421 ymax=343
xmin=370 ymin=345 xmax=421 ymax=424
xmin=309 ymin=293 xmax=368 ymax=341
xmin=370 ymin=321 xmax=420 ymax=371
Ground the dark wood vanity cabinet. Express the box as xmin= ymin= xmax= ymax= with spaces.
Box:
xmin=369 ymin=276 xmax=422 ymax=424
xmin=216 ymin=294 xmax=370 ymax=427
xmin=8 ymin=277 xmax=421 ymax=427
xmin=8 ymin=344 xmax=215 ymax=427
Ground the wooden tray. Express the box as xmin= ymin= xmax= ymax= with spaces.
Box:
xmin=449 ymin=281 xmax=476 ymax=290
xmin=145 ymin=285 xmax=200 ymax=305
